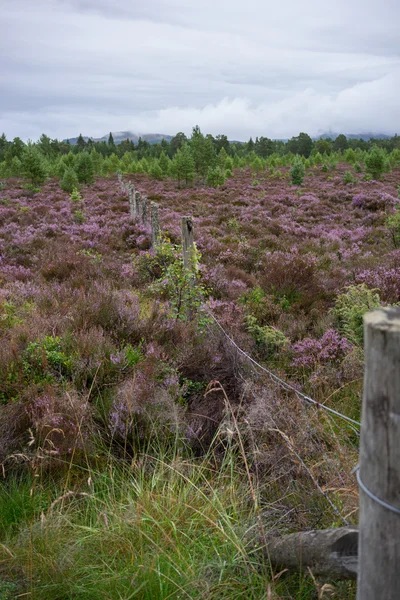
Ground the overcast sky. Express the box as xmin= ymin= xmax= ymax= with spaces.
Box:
xmin=1 ymin=0 xmax=399 ymax=141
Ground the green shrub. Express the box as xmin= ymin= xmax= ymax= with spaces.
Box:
xmin=290 ymin=156 xmax=305 ymax=185
xmin=61 ymin=167 xmax=79 ymax=193
xmin=365 ymin=146 xmax=386 ymax=180
xmin=75 ymin=152 xmax=94 ymax=184
xmin=72 ymin=208 xmax=85 ymax=224
xmin=0 ymin=301 xmax=23 ymax=329
xmin=22 ymin=146 xmax=47 ymax=186
xmin=149 ymin=161 xmax=163 ymax=180
xmin=206 ymin=166 xmax=226 ymax=188
xmin=23 ymin=336 xmax=73 ymax=383
xmin=124 ymin=342 xmax=144 ymax=367
xmin=354 ymin=161 xmax=362 ymax=173
xmin=133 ymin=238 xmax=177 ymax=283
xmin=70 ymin=188 xmax=83 ymax=202
xmin=343 ymin=171 xmax=356 ymax=184
xmin=150 ymin=245 xmax=206 ymax=321
xmin=332 ymin=284 xmax=381 ymax=346
xmin=245 ymin=315 xmax=289 ymax=357
xmin=344 ymin=148 xmax=356 ymax=164
xmin=387 ymin=204 xmax=400 ymax=248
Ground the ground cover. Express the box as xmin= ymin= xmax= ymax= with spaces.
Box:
xmin=0 ymin=162 xmax=399 ymax=598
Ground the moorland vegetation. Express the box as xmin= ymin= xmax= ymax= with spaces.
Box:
xmin=0 ymin=127 xmax=399 ymax=598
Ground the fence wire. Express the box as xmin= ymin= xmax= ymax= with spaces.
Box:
xmin=204 ymin=308 xmax=361 ymax=431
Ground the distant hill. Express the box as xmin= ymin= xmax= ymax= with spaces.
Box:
xmin=316 ymin=132 xmax=395 ymax=141
xmin=64 ymin=131 xmax=173 ymax=145
xmin=64 ymin=130 xmax=398 ymax=146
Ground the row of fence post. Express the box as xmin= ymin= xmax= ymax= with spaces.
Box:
xmin=118 ymin=173 xmax=160 ymax=248
xmin=118 ymin=174 xmax=193 ymax=258
xmin=117 ymin=173 xmax=400 ymax=598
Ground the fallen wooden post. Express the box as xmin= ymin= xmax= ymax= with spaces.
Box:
xmin=261 ymin=526 xmax=358 ymax=580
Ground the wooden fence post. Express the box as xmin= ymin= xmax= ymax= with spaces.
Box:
xmin=150 ymin=202 xmax=160 ymax=247
xmin=134 ymin=191 xmax=141 ymax=221
xmin=128 ymin=184 xmax=136 ymax=220
xmin=357 ymin=308 xmax=400 ymax=599
xmin=181 ymin=216 xmax=195 ymax=270
xmin=141 ymin=196 xmax=148 ymax=226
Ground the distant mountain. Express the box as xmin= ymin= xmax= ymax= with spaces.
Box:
xmin=316 ymin=132 xmax=395 ymax=141
xmin=64 ymin=131 xmax=173 ymax=145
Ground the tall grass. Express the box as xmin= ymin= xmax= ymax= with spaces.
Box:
xmin=0 ymin=428 xmax=356 ymax=599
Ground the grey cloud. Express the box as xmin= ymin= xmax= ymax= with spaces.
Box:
xmin=1 ymin=0 xmax=399 ymax=140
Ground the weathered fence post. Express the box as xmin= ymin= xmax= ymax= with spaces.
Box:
xmin=128 ymin=184 xmax=136 ymax=219
xmin=357 ymin=308 xmax=400 ymax=599
xmin=181 ymin=216 xmax=195 ymax=270
xmin=141 ymin=196 xmax=148 ymax=226
xmin=150 ymin=202 xmax=160 ymax=247
xmin=134 ymin=191 xmax=141 ymax=221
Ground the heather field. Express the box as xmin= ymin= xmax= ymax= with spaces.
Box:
xmin=0 ymin=161 xmax=399 ymax=598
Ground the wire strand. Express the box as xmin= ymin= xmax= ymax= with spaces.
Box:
xmin=356 ymin=468 xmax=400 ymax=515
xmin=204 ymin=308 xmax=361 ymax=429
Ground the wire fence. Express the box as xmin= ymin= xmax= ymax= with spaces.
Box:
xmin=204 ymin=308 xmax=361 ymax=431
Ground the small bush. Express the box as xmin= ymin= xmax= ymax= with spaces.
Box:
xmin=149 ymin=161 xmax=163 ymax=180
xmin=75 ymin=152 xmax=94 ymax=184
xmin=149 ymin=243 xmax=207 ymax=322
xmin=22 ymin=147 xmax=47 ymax=186
xmin=70 ymin=188 xmax=83 ymax=202
xmin=290 ymin=156 xmax=305 ymax=185
xmin=23 ymin=336 xmax=74 ymax=383
xmin=387 ymin=205 xmax=400 ymax=248
xmin=61 ymin=167 xmax=79 ymax=193
xmin=245 ymin=315 xmax=289 ymax=357
xmin=343 ymin=171 xmax=356 ymax=184
xmin=332 ymin=284 xmax=381 ymax=346
xmin=206 ymin=166 xmax=226 ymax=188
xmin=72 ymin=208 xmax=85 ymax=224
xmin=365 ymin=146 xmax=387 ymax=180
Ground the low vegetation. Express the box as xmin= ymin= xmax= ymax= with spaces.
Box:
xmin=0 ymin=129 xmax=399 ymax=598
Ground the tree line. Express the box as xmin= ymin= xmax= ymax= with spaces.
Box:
xmin=1 ymin=127 xmax=399 ymax=189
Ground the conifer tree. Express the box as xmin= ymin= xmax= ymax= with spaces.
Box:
xmin=365 ymin=146 xmax=386 ymax=180
xmin=159 ymin=151 xmax=170 ymax=176
xmin=190 ymin=126 xmax=217 ymax=179
xmin=75 ymin=151 xmax=94 ymax=184
xmin=76 ymin=133 xmax=86 ymax=151
xmin=22 ymin=146 xmax=47 ymax=185
xmin=171 ymin=144 xmax=195 ymax=187
xmin=149 ymin=160 xmax=163 ymax=180
xmin=290 ymin=156 xmax=306 ymax=185
xmin=61 ymin=166 xmax=79 ymax=192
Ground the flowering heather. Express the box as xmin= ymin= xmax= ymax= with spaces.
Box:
xmin=0 ymin=162 xmax=399 ymax=462
xmin=352 ymin=191 xmax=397 ymax=211
xmin=292 ymin=329 xmax=353 ymax=368
xmin=355 ymin=266 xmax=400 ymax=303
